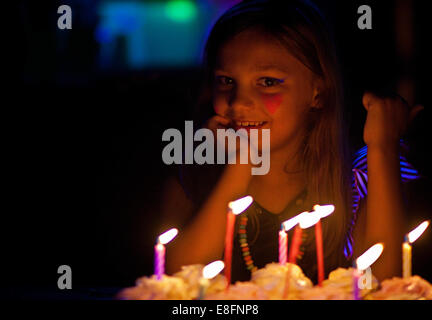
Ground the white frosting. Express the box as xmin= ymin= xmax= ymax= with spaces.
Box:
xmin=323 ymin=267 xmax=378 ymax=297
xmin=251 ymin=263 xmax=313 ymax=299
xmin=366 ymin=276 xmax=432 ymax=300
xmin=117 ymin=275 xmax=190 ymax=300
xmin=173 ymin=264 xmax=227 ymax=299
xmin=205 ymin=282 xmax=268 ymax=300
xmin=298 ymin=286 xmax=354 ymax=300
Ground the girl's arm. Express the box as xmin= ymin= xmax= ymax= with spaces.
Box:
xmin=365 ymin=143 xmax=404 ymax=279
xmin=165 ymin=163 xmax=252 ymax=274
xmin=358 ymin=92 xmax=423 ymax=280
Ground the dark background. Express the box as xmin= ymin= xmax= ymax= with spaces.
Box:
xmin=6 ymin=0 xmax=431 ymax=298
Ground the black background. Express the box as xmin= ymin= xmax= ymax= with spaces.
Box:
xmin=6 ymin=0 xmax=432 ymax=298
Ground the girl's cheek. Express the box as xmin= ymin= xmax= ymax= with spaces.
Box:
xmin=262 ymin=94 xmax=283 ymax=114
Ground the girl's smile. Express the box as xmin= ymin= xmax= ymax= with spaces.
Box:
xmin=231 ymin=119 xmax=269 ymax=131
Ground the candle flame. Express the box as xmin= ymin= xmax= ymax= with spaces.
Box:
xmin=407 ymin=221 xmax=430 ymax=244
xmin=203 ymin=260 xmax=225 ymax=279
xmin=355 ymin=243 xmax=384 ymax=271
xmin=228 ymin=195 xmax=253 ymax=215
xmin=158 ymin=228 xmax=178 ymax=245
xmin=282 ymin=213 xmax=303 ymax=231
xmin=312 ymin=204 xmax=335 ymax=218
xmin=298 ymin=211 xmax=321 ymax=229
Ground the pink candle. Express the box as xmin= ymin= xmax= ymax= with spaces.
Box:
xmin=315 ymin=220 xmax=324 ymax=286
xmin=154 ymin=243 xmax=165 ymax=280
xmin=353 ymin=264 xmax=360 ymax=300
xmin=288 ymin=226 xmax=303 ymax=264
xmin=224 ymin=210 xmax=236 ymax=288
xmin=154 ymin=228 xmax=178 ymax=280
xmin=279 ymin=229 xmax=288 ymax=265
xmin=353 ymin=243 xmax=384 ymax=300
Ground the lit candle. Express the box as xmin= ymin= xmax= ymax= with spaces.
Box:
xmin=224 ymin=195 xmax=253 ymax=288
xmin=279 ymin=216 xmax=299 ymax=266
xmin=288 ymin=211 xmax=320 ymax=264
xmin=353 ymin=243 xmax=384 ymax=300
xmin=312 ymin=204 xmax=335 ymax=286
xmin=315 ymin=220 xmax=324 ymax=285
xmin=282 ymin=213 xmax=307 ymax=299
xmin=198 ymin=260 xmax=225 ymax=300
xmin=154 ymin=228 xmax=178 ymax=280
xmin=283 ymin=212 xmax=320 ymax=299
xmin=402 ymin=220 xmax=430 ymax=278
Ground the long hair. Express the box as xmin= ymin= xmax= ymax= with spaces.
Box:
xmin=192 ymin=0 xmax=353 ymax=271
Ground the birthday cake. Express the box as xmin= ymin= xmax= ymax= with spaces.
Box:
xmin=365 ymin=276 xmax=432 ymax=300
xmin=297 ymin=267 xmax=378 ymax=300
xmin=116 ymin=262 xmax=432 ymax=300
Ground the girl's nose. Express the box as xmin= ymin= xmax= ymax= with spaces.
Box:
xmin=228 ymin=87 xmax=255 ymax=111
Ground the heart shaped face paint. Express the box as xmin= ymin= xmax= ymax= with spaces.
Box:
xmin=262 ymin=94 xmax=283 ymax=114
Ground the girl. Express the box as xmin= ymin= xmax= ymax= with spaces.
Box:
xmin=160 ymin=0 xmax=423 ymax=283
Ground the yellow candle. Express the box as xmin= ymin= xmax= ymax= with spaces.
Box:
xmin=402 ymin=241 xmax=412 ymax=278
xmin=198 ymin=260 xmax=225 ymax=300
xmin=402 ymin=220 xmax=430 ymax=279
xmin=198 ymin=278 xmax=210 ymax=300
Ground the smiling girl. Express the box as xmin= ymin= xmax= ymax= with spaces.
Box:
xmin=160 ymin=0 xmax=423 ymax=283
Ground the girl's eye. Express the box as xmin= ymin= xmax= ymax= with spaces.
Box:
xmin=257 ymin=77 xmax=284 ymax=87
xmin=215 ymin=76 xmax=234 ymax=86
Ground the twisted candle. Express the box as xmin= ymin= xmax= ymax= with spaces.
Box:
xmin=154 ymin=243 xmax=165 ymax=280
xmin=279 ymin=229 xmax=287 ymax=265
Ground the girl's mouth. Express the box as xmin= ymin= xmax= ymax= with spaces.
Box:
xmin=232 ymin=120 xmax=268 ymax=131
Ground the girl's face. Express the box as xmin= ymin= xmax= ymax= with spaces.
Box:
xmin=212 ymin=28 xmax=320 ymax=152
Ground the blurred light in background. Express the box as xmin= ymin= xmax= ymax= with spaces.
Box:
xmin=165 ymin=0 xmax=197 ymax=22
xmin=95 ymin=0 xmax=241 ymax=70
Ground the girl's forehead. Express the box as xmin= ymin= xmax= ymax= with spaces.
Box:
xmin=220 ymin=29 xmax=284 ymax=55
xmin=215 ymin=31 xmax=300 ymax=73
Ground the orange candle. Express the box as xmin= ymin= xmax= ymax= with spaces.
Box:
xmin=288 ymin=225 xmax=302 ymax=264
xmin=224 ymin=210 xmax=236 ymax=287
xmin=312 ymin=204 xmax=335 ymax=286
xmin=315 ymin=219 xmax=324 ymax=286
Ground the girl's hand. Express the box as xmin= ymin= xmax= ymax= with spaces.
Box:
xmin=203 ymin=115 xmax=231 ymax=134
xmin=362 ymin=92 xmax=423 ymax=149
xmin=203 ymin=115 xmax=254 ymax=191
xmin=204 ymin=114 xmax=249 ymax=162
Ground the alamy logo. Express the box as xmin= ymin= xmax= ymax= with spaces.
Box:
xmin=57 ymin=5 xmax=72 ymax=30
xmin=357 ymin=5 xmax=372 ymax=30
xmin=162 ymin=121 xmax=270 ymax=175
xmin=357 ymin=267 xmax=373 ymax=290
xmin=57 ymin=265 xmax=72 ymax=289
